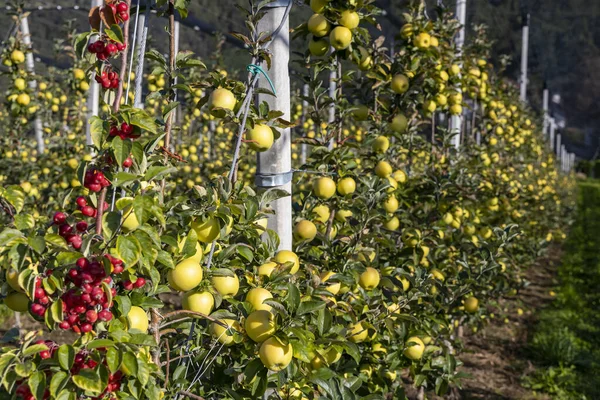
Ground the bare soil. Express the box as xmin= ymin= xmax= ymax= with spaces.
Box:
xmin=404 ymin=246 xmax=562 ymax=399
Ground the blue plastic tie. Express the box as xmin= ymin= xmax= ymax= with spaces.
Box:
xmin=246 ymin=64 xmax=277 ymax=97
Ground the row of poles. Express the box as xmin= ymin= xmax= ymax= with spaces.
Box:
xmin=15 ymin=0 xmax=576 ymax=252
xmin=454 ymin=1 xmax=574 ymax=172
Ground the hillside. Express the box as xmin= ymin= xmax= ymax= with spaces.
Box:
xmin=2 ymin=0 xmax=598 ymax=157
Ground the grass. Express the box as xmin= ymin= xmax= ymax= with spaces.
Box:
xmin=523 ymin=180 xmax=600 ymax=398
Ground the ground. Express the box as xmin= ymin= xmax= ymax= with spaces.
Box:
xmin=403 ymin=246 xmax=562 ymax=400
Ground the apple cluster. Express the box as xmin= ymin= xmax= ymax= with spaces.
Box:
xmin=109 ymin=122 xmax=139 ymax=140
xmin=94 ymin=67 xmax=120 ymax=90
xmin=76 ymin=196 xmax=109 ymax=219
xmin=59 ymin=255 xmax=123 ymax=334
xmin=15 ymin=345 xmax=125 ymax=399
xmin=84 ymin=168 xmax=111 ymax=192
xmin=53 ymin=211 xmax=90 ymax=250
xmin=103 ymin=1 xmax=130 ymax=23
xmin=87 ymin=38 xmax=126 ymax=61
xmin=30 ymin=276 xmax=51 ymax=318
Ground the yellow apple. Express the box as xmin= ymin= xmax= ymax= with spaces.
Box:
xmin=245 ymin=310 xmax=276 ymax=342
xmin=307 ymin=14 xmax=330 ymax=37
xmin=339 ymin=10 xmax=359 ymax=29
xmin=182 ymin=291 xmax=214 ymax=315
xmin=168 ymin=258 xmax=203 ymax=292
xmin=329 ymin=26 xmax=352 ymax=50
xmin=391 ymin=74 xmax=409 ymax=94
xmin=247 ymin=124 xmax=274 ymax=152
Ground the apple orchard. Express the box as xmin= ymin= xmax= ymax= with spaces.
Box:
xmin=0 ymin=0 xmax=573 ymax=399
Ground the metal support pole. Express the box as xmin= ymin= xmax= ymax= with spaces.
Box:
xmin=449 ymin=0 xmax=466 ymax=149
xmin=134 ymin=0 xmax=151 ymax=109
xmin=255 ymin=0 xmax=293 ymax=251
xmin=542 ymin=86 xmax=549 ymax=136
xmin=549 ymin=118 xmax=555 ymax=151
xmin=520 ymin=13 xmax=530 ymax=102
xmin=301 ymin=83 xmax=308 ymax=165
xmin=20 ymin=16 xmax=44 ymax=154
xmin=173 ymin=19 xmax=180 ymax=135
xmin=86 ymin=0 xmax=103 ymax=148
xmin=328 ymin=60 xmax=337 ymax=150
xmin=556 ymin=133 xmax=561 ymax=158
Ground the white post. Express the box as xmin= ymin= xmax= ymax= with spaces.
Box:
xmin=255 ymin=0 xmax=292 ymax=251
xmin=571 ymin=153 xmax=575 ymax=172
xmin=519 ymin=13 xmax=530 ymax=102
xmin=449 ymin=0 xmax=466 ymax=149
xmin=172 ymin=18 xmax=181 ymax=145
xmin=86 ymin=0 xmax=103 ymax=148
xmin=549 ymin=118 xmax=555 ymax=151
xmin=134 ymin=0 xmax=151 ymax=109
xmin=542 ymin=87 xmax=549 ymax=135
xmin=301 ymin=83 xmax=308 ymax=164
xmin=328 ymin=62 xmax=336 ymax=149
xmin=20 ymin=16 xmax=44 ymax=154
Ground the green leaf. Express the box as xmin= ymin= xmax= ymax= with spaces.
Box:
xmin=116 ymin=235 xmax=142 ymax=267
xmin=316 ymin=308 xmax=332 ymax=336
xmin=87 ymin=339 xmax=115 ymax=349
xmin=251 ymin=368 xmax=268 ymax=396
xmin=28 ymin=371 xmax=46 ymax=400
xmin=112 ymin=172 xmax=139 ymax=187
xmin=72 ymin=369 xmax=104 ymax=394
xmin=27 ymin=236 xmax=45 ymax=254
xmin=173 ymin=0 xmax=191 ymax=19
xmin=144 ymin=166 xmax=177 ymax=182
xmin=130 ymin=111 xmax=157 ymax=133
xmin=49 ymin=371 xmax=69 ymax=398
xmin=133 ymin=195 xmax=153 ymax=225
xmin=14 ymin=214 xmax=35 ymax=230
xmin=181 ymin=229 xmax=198 ymax=258
xmin=56 ymin=252 xmax=82 ymax=266
xmin=23 ymin=344 xmax=49 ymax=357
xmin=74 ymin=32 xmax=90 ymax=58
xmin=137 ymin=357 xmax=150 ymax=385
xmin=162 ymin=101 xmax=180 ymax=119
xmin=105 ymin=24 xmax=124 ymax=44
xmin=45 ymin=233 xmax=68 ymax=249
xmin=121 ymin=352 xmax=138 ymax=376
xmin=55 ymin=389 xmax=76 ymax=400
xmin=237 ymin=246 xmax=253 ymax=262
xmin=156 ymin=250 xmax=174 ymax=269
xmin=244 ymin=359 xmax=265 ymax=383
xmin=49 ymin=300 xmax=64 ymax=326
xmin=102 ymin=211 xmax=122 ymax=238
xmin=285 ymin=283 xmax=300 ymax=313
xmin=112 ymin=136 xmax=132 ymax=167
xmin=106 ymin=347 xmax=122 ymax=374
xmin=14 ymin=360 xmax=35 ymax=377
xmin=297 ymin=300 xmax=326 ymax=316
xmin=89 ymin=116 xmax=106 ymax=149
xmin=57 ymin=345 xmax=75 ymax=370
xmin=0 ymin=228 xmax=24 ymax=247
xmin=3 ymin=186 xmax=25 ymax=213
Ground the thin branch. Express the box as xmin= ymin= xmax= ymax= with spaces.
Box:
xmin=178 ymin=391 xmax=205 ymax=400
xmin=95 ymin=187 xmax=108 ymax=235
xmin=161 ymin=309 xmax=228 ymax=328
